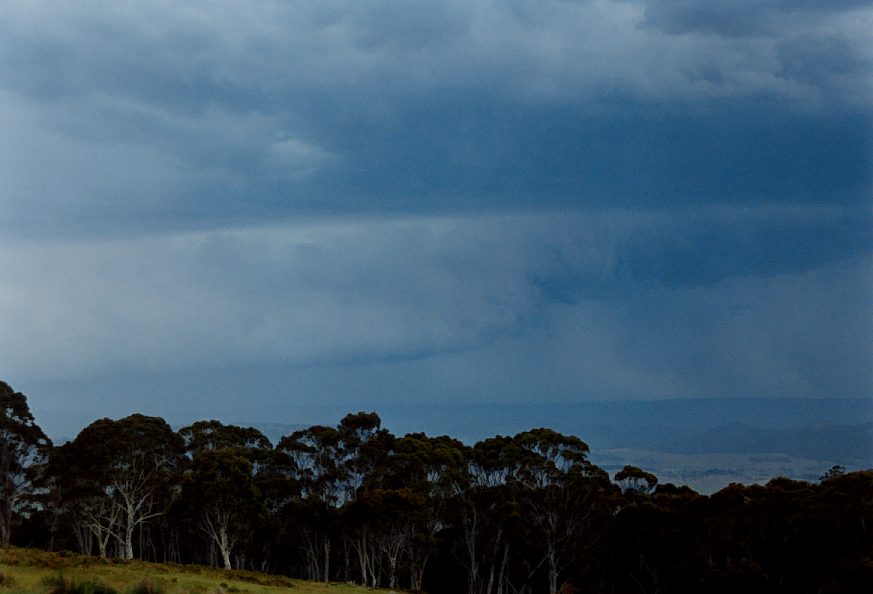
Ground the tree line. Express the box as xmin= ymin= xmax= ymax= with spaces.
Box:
xmin=2 ymin=380 xmax=872 ymax=594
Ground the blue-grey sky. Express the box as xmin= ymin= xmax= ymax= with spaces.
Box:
xmin=0 ymin=0 xmax=871 ymax=438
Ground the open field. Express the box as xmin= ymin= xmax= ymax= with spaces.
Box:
xmin=0 ymin=549 xmax=387 ymax=594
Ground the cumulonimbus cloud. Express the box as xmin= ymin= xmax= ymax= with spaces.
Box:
xmin=1 ymin=0 xmax=870 ymax=240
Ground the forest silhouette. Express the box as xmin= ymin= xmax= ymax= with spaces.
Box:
xmin=2 ymin=380 xmax=871 ymax=594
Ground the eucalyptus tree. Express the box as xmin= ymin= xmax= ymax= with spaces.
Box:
xmin=0 ymin=381 xmax=51 ymax=546
xmin=48 ymin=442 xmax=119 ymax=557
xmin=514 ymin=428 xmax=613 ymax=594
xmin=456 ymin=429 xmax=612 ymax=594
xmin=277 ymin=412 xmax=392 ymax=582
xmin=62 ymin=414 xmax=185 ymax=559
xmin=250 ymin=445 xmax=300 ymax=573
xmin=177 ymin=421 xmax=271 ymax=569
xmin=614 ymin=465 xmax=659 ymax=495
xmin=385 ymin=433 xmax=466 ymax=592
xmin=334 ymin=413 xmax=395 ymax=587
xmin=177 ymin=420 xmax=299 ymax=570
xmin=347 ymin=431 xmax=466 ymax=591
xmin=276 ymin=423 xmax=341 ymax=581
xmin=179 ymin=447 xmax=265 ymax=569
xmin=337 ymin=412 xmax=392 ymax=501
xmin=453 ymin=435 xmax=523 ymax=594
xmin=353 ymin=487 xmax=418 ymax=590
xmin=179 ymin=420 xmax=272 ymax=458
xmin=603 ymin=479 xmax=705 ymax=593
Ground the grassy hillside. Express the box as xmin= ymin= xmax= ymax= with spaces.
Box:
xmin=0 ymin=549 xmax=386 ymax=594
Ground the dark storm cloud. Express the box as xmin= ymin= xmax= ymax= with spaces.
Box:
xmin=323 ymin=104 xmax=871 ymax=211
xmin=0 ymin=1 xmax=870 ymax=424
xmin=641 ymin=0 xmax=872 ymax=37
xmin=1 ymin=0 xmax=870 ymax=237
xmin=533 ymin=206 xmax=872 ymax=303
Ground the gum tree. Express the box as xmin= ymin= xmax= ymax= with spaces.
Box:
xmin=177 ymin=420 xmax=271 ymax=569
xmin=63 ymin=414 xmax=185 ymax=559
xmin=0 ymin=381 xmax=51 ymax=546
xmin=180 ymin=447 xmax=264 ymax=569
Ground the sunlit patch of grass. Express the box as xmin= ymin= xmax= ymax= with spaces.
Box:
xmin=0 ymin=548 xmax=389 ymax=594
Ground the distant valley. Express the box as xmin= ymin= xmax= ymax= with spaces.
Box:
xmin=241 ymin=397 xmax=872 ymax=494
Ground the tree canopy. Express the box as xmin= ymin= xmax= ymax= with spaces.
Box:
xmin=0 ymin=381 xmax=51 ymax=546
xmin=2 ymin=381 xmax=870 ymax=594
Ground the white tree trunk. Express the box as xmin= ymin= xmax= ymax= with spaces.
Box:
xmin=201 ymin=509 xmax=236 ymax=570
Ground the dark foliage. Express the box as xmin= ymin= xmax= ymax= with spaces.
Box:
xmin=4 ymin=380 xmax=872 ymax=594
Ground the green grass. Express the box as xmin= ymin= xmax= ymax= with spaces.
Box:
xmin=0 ymin=548 xmax=390 ymax=594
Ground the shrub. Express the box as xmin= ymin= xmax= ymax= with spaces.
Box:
xmin=258 ymin=576 xmax=294 ymax=588
xmin=43 ymin=574 xmax=119 ymax=594
xmin=126 ymin=579 xmax=165 ymax=594
xmin=0 ymin=571 xmax=15 ymax=588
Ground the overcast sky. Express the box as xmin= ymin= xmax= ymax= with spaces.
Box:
xmin=1 ymin=1 xmax=871 ymax=437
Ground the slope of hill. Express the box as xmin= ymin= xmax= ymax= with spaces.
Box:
xmin=0 ymin=548 xmax=384 ymax=594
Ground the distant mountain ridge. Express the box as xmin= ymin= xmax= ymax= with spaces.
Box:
xmin=240 ymin=404 xmax=873 ymax=495
xmin=375 ymin=397 xmax=873 ymax=458
xmin=232 ymin=398 xmax=873 ymax=467
xmin=664 ymin=421 xmax=873 ymax=462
